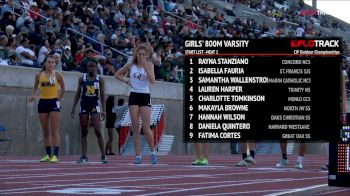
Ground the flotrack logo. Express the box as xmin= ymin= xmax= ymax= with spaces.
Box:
xmin=300 ymin=9 xmax=326 ymax=16
xmin=291 ymin=40 xmax=339 ymax=48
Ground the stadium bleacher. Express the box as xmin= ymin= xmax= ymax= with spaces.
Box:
xmin=0 ymin=0 xmax=349 ymax=83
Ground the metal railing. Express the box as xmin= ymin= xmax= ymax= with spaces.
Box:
xmin=146 ymin=5 xmax=205 ymax=29
xmin=65 ymin=28 xmax=130 ymax=58
xmin=11 ymin=1 xmax=49 ymax=20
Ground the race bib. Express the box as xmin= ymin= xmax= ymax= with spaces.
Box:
xmin=94 ymin=82 xmax=100 ymax=89
xmin=56 ymin=101 xmax=61 ymax=109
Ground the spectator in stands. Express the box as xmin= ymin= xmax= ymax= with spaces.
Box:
xmin=43 ymin=18 xmax=58 ymax=35
xmin=115 ymin=55 xmax=125 ymax=71
xmin=1 ymin=0 xmax=14 ymax=19
xmin=40 ymin=5 xmax=54 ymax=24
xmin=60 ymin=14 xmax=73 ymax=35
xmin=93 ymin=4 xmax=106 ymax=30
xmin=18 ymin=0 xmax=30 ymax=14
xmin=53 ymin=39 xmax=63 ymax=54
xmin=29 ymin=2 xmax=40 ymax=21
xmin=1 ymin=12 xmax=16 ymax=33
xmin=62 ymin=45 xmax=75 ymax=71
xmin=15 ymin=37 xmax=37 ymax=67
xmin=5 ymin=25 xmax=14 ymax=39
xmin=104 ymin=50 xmax=119 ymax=71
xmin=6 ymin=35 xmax=16 ymax=59
xmin=53 ymin=53 xmax=63 ymax=71
xmin=152 ymin=47 xmax=163 ymax=80
xmin=16 ymin=12 xmax=32 ymax=30
xmin=159 ymin=61 xmax=171 ymax=81
xmin=78 ymin=22 xmax=87 ymax=34
xmin=96 ymin=55 xmax=106 ymax=74
xmin=37 ymin=39 xmax=51 ymax=65
xmin=96 ymin=33 xmax=106 ymax=52
xmin=74 ymin=44 xmax=85 ymax=66
xmin=0 ymin=35 xmax=9 ymax=59
xmin=295 ymin=23 xmax=305 ymax=37
xmin=103 ymin=61 xmax=116 ymax=76
xmin=168 ymin=65 xmax=180 ymax=83
xmin=109 ymin=34 xmax=118 ymax=49
xmin=80 ymin=48 xmax=95 ymax=73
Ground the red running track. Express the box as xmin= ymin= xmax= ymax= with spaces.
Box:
xmin=0 ymin=154 xmax=349 ymax=195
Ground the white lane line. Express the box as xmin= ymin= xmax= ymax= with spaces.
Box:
xmin=0 ymin=167 xmax=217 ymax=180
xmin=263 ymin=184 xmax=328 ymax=196
xmin=137 ymin=176 xmax=326 ymax=196
xmin=103 ymin=178 xmax=288 ymax=189
xmin=2 ymin=169 xmax=292 ymax=184
xmin=0 ymin=170 xmax=309 ymax=194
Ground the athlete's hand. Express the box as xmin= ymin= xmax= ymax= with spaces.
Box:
xmin=101 ymin=112 xmax=106 ymax=121
xmin=144 ymin=62 xmax=152 ymax=72
xmin=28 ymin=96 xmax=35 ymax=102
xmin=125 ymin=80 xmax=132 ymax=87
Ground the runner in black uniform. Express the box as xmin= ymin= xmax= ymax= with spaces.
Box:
xmin=71 ymin=60 xmax=107 ymax=163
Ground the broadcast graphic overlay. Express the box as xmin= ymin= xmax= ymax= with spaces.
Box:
xmin=184 ymin=38 xmax=342 ymax=142
xmin=329 ymin=113 xmax=350 ymax=187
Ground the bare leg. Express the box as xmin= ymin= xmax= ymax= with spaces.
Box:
xmin=92 ymin=113 xmax=105 ymax=156
xmin=129 ymin=105 xmax=141 ymax=156
xmin=39 ymin=113 xmax=50 ymax=147
xmin=79 ymin=114 xmax=89 ymax=157
xmin=105 ymin=128 xmax=114 ymax=154
xmin=240 ymin=142 xmax=248 ymax=156
xmin=299 ymin=142 xmax=305 ymax=157
xmin=248 ymin=141 xmax=256 ymax=152
xmin=194 ymin=143 xmax=201 ymax=159
xmin=49 ymin=112 xmax=60 ymax=147
xmin=203 ymin=143 xmax=209 ymax=160
xmin=140 ymin=106 xmax=155 ymax=152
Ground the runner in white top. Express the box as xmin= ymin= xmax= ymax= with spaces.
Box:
xmin=129 ymin=64 xmax=150 ymax=93
xmin=114 ymin=44 xmax=157 ymax=164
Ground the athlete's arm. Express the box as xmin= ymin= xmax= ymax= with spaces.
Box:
xmin=56 ymin=72 xmax=65 ymax=100
xmin=71 ymin=77 xmax=82 ymax=118
xmin=29 ymin=72 xmax=40 ymax=102
xmin=144 ymin=62 xmax=155 ymax=84
xmin=115 ymin=62 xmax=132 ymax=85
xmin=99 ymin=77 xmax=106 ymax=120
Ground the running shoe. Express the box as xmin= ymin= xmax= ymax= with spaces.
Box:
xmin=295 ymin=160 xmax=303 ymax=169
xmin=236 ymin=159 xmax=248 ymax=167
xmin=244 ymin=156 xmax=256 ymax=165
xmin=134 ymin=156 xmax=142 ymax=164
xmin=77 ymin=156 xmax=88 ymax=163
xmin=151 ymin=153 xmax=158 ymax=164
xmin=49 ymin=155 xmax=59 ymax=163
xmin=200 ymin=158 xmax=209 ymax=165
xmin=192 ymin=159 xmax=202 ymax=165
xmin=321 ymin=164 xmax=329 ymax=170
xmin=40 ymin=155 xmax=50 ymax=162
xmin=276 ymin=158 xmax=288 ymax=167
xmin=101 ymin=155 xmax=108 ymax=164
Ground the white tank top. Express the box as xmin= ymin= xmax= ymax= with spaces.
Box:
xmin=130 ymin=64 xmax=150 ymax=93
